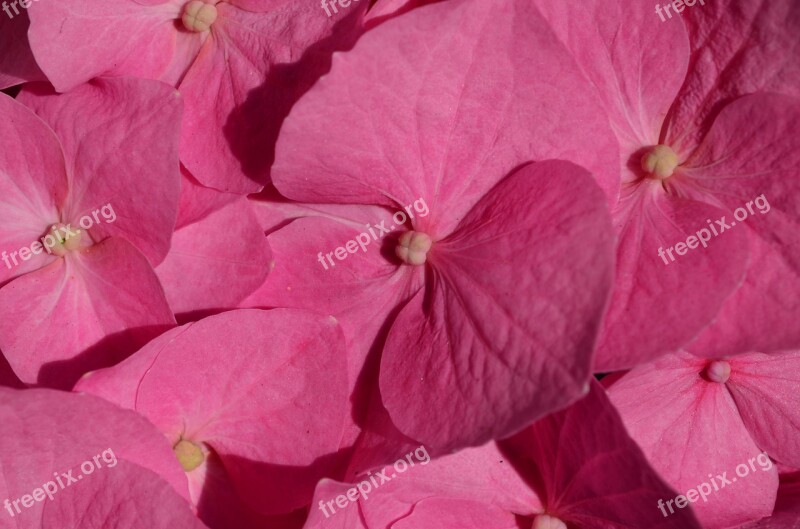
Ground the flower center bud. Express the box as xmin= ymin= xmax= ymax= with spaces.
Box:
xmin=396 ymin=231 xmax=432 ymax=265
xmin=641 ymin=144 xmax=679 ymax=180
xmin=173 ymin=439 xmax=205 ymax=472
xmin=182 ymin=0 xmax=218 ymax=32
xmin=706 ymin=360 xmax=731 ymax=384
xmin=532 ymin=514 xmax=568 ymax=529
xmin=48 ymin=223 xmax=83 ymax=257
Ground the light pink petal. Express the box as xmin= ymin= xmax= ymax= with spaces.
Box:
xmin=27 ymin=0 xmax=184 ymax=92
xmin=608 ymin=354 xmax=779 ymax=528
xmin=178 ymin=1 xmax=366 ymax=193
xmin=726 ymin=351 xmax=800 ymax=468
xmin=76 ymin=309 xmax=349 ymax=515
xmin=156 ymin=197 xmax=271 ymax=316
xmin=0 ymin=93 xmax=66 ymax=284
xmin=0 ymin=11 xmax=45 ymax=89
xmin=0 ymin=387 xmax=194 ymax=528
xmin=532 ymin=0 xmax=690 ymax=174
xmin=17 ymin=78 xmax=183 ymax=265
xmin=674 ymin=94 xmax=800 ymax=356
xmin=273 ymin=0 xmax=619 ymax=231
xmin=0 ymin=238 xmax=175 ymax=388
xmin=502 ymin=380 xmax=703 ymax=529
xmin=381 ymin=161 xmax=615 ymax=451
xmin=665 ymin=0 xmax=800 ymax=152
xmin=595 ymin=184 xmax=749 ymax=371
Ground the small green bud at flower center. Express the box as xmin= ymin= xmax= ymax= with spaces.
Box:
xmin=706 ymin=360 xmax=731 ymax=384
xmin=174 ymin=439 xmax=205 ymax=472
xmin=396 ymin=231 xmax=432 ymax=265
xmin=182 ymin=0 xmax=218 ymax=32
xmin=48 ymin=223 xmax=83 ymax=257
xmin=641 ymin=144 xmax=679 ymax=180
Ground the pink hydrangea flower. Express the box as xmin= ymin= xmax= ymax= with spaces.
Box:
xmin=532 ymin=0 xmax=800 ymax=370
xmin=0 ymin=78 xmax=182 ymax=388
xmin=74 ymin=309 xmax=349 ymax=528
xmin=303 ymin=382 xmax=701 ymax=529
xmin=25 ymin=0 xmax=367 ymax=193
xmin=250 ymin=0 xmax=621 ymax=456
xmin=607 ymin=350 xmax=800 ymax=527
xmin=0 ymin=387 xmax=208 ymax=529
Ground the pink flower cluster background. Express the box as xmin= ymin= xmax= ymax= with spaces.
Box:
xmin=0 ymin=0 xmax=798 ymax=528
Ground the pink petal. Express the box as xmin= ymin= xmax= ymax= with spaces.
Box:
xmin=0 ymin=387 xmax=196 ymax=529
xmin=76 ymin=309 xmax=349 ymax=515
xmin=503 ymin=380 xmax=703 ymax=529
xmin=178 ymin=2 xmax=366 ymax=193
xmin=27 ymin=0 xmax=183 ymax=92
xmin=608 ymin=353 xmax=779 ymax=528
xmin=594 ymin=185 xmax=749 ymax=371
xmin=725 ymin=351 xmax=800 ymax=468
xmin=17 ymin=78 xmax=182 ymax=266
xmin=391 ymin=498 xmax=519 ymax=529
xmin=156 ymin=197 xmax=271 ymax=316
xmin=380 ymin=161 xmax=614 ymax=451
xmin=532 ymin=0 xmax=690 ymax=175
xmin=0 ymin=93 xmax=66 ymax=285
xmin=0 ymin=238 xmax=175 ymax=388
xmin=0 ymin=11 xmax=45 ymax=89
xmin=244 ymin=209 xmax=422 ymax=387
xmin=681 ymin=94 xmax=800 ymax=356
xmin=273 ymin=0 xmax=620 ymax=230
xmin=40 ymin=461 xmax=210 ymax=529
xmin=665 ymin=0 xmax=800 ymax=152
xmin=175 ymin=168 xmax=239 ymax=229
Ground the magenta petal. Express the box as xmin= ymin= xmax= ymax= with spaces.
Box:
xmin=273 ymin=0 xmax=620 ymax=227
xmin=0 ymin=238 xmax=175 ymax=388
xmin=391 ymin=498 xmax=518 ymax=529
xmin=608 ymin=354 xmax=779 ymax=528
xmin=17 ymin=78 xmax=182 ymax=266
xmin=381 ymin=161 xmax=614 ymax=451
xmin=0 ymin=12 xmax=45 ymax=89
xmin=726 ymin=351 xmax=800 ymax=468
xmin=0 ymin=388 xmax=197 ymax=529
xmin=77 ymin=309 xmax=349 ymax=516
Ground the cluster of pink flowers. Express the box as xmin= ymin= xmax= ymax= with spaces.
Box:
xmin=0 ymin=0 xmax=798 ymax=528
